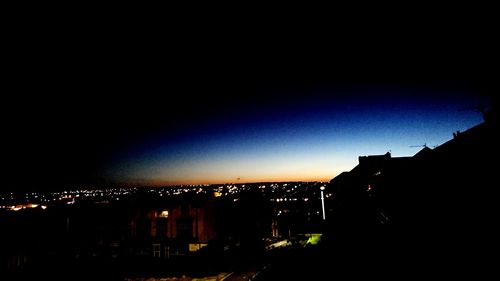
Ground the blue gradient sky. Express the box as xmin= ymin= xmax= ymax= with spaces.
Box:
xmin=105 ymin=88 xmax=485 ymax=186
xmin=4 ymin=19 xmax=496 ymax=191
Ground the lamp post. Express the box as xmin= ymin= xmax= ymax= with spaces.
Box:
xmin=320 ymin=186 xmax=326 ymax=221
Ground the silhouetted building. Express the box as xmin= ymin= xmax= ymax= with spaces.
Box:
xmin=326 ymin=110 xmax=499 ymax=275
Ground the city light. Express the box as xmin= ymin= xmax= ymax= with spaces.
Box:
xmin=0 ymin=182 xmax=328 ymax=217
xmin=320 ymin=186 xmax=326 ymax=221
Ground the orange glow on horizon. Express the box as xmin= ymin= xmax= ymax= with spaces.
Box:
xmin=118 ymin=173 xmax=336 ymax=187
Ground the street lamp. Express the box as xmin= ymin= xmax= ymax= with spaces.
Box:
xmin=320 ymin=186 xmax=326 ymax=221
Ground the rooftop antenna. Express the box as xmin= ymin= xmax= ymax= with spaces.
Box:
xmin=409 ymin=143 xmax=427 ymax=148
xmin=409 ymin=143 xmax=437 ymax=149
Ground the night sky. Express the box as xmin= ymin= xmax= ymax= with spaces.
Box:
xmin=105 ymin=88 xmax=484 ymax=186
xmin=3 ymin=19 xmax=496 ymax=191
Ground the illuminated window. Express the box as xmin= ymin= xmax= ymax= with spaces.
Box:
xmin=153 ymin=244 xmax=161 ymax=258
xmin=159 ymin=210 xmax=169 ymax=218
